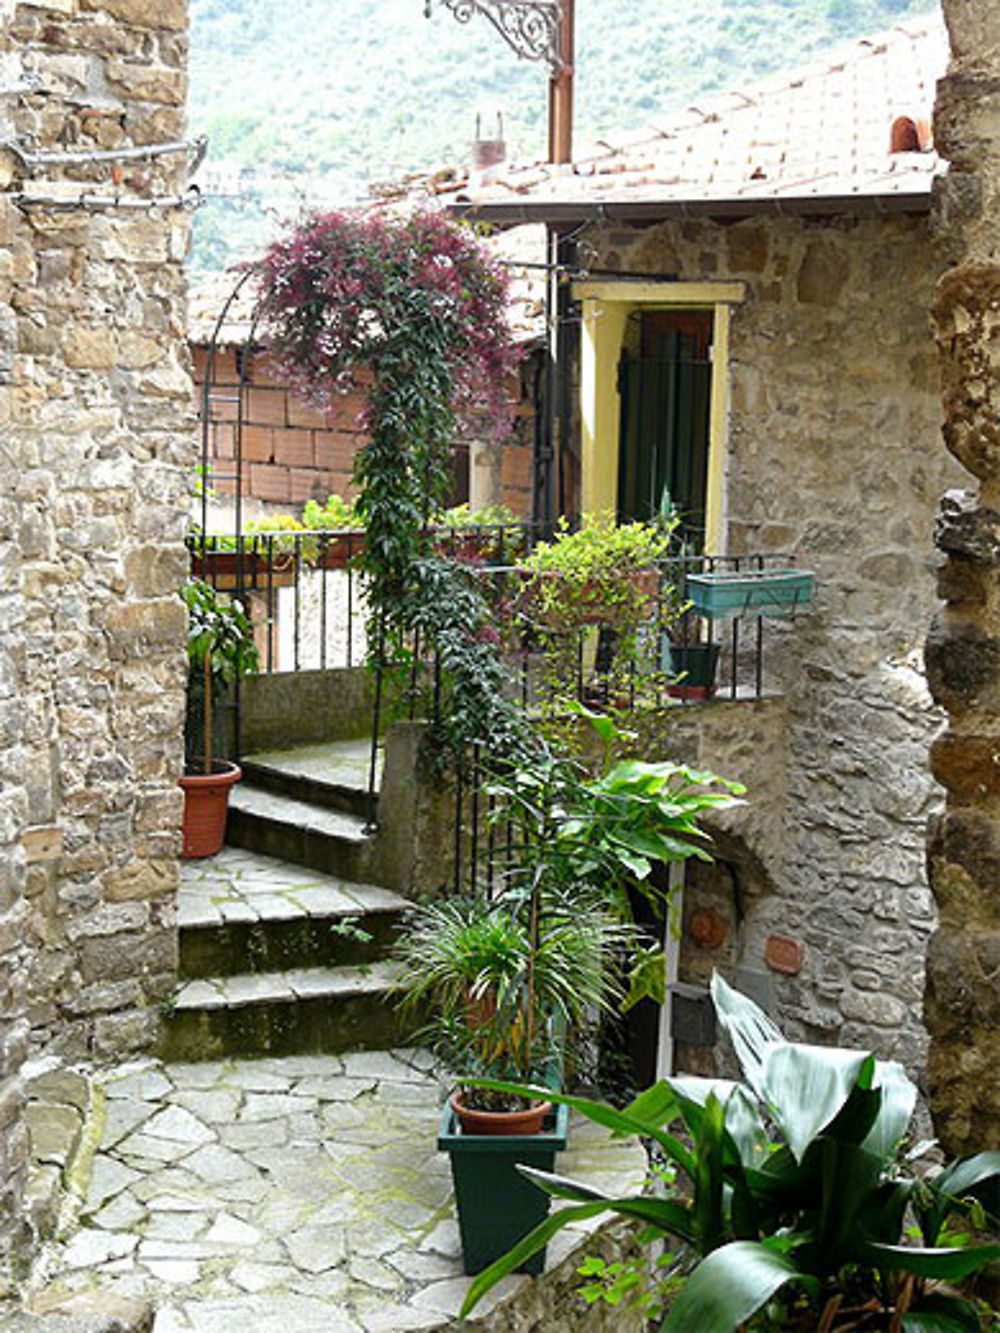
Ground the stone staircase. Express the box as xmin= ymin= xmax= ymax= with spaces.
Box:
xmin=162 ymin=738 xmax=419 ymax=1062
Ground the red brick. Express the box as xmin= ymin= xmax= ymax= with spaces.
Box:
xmin=271 ymin=427 xmax=315 ymax=469
xmin=249 ymin=464 xmax=291 ymax=503
xmin=327 ymin=392 xmax=367 ymax=432
xmin=290 ymin=469 xmax=330 ymax=504
xmin=287 ymin=395 xmax=329 ymax=430
xmin=248 ymin=387 xmax=287 ymax=427
xmin=241 ymin=425 xmax=273 ymax=464
xmin=210 ymin=423 xmax=235 ymax=460
xmin=213 ymin=475 xmax=237 ymax=497
xmin=502 ymin=445 xmax=532 ymax=490
xmin=313 ymin=431 xmax=361 ymax=473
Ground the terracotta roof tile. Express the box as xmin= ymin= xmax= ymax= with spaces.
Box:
xmin=403 ymin=13 xmax=946 ymax=216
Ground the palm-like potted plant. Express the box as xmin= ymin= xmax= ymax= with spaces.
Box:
xmin=393 ymin=718 xmax=744 ymax=1275
xmin=178 ymin=577 xmax=259 ymax=859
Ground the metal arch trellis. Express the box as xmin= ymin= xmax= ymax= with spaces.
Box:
xmin=424 ymin=0 xmax=564 ymax=72
xmin=198 ymin=266 xmax=267 ymax=544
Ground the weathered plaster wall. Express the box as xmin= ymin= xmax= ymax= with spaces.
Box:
xmin=579 ymin=211 xmax=960 ymax=1067
xmin=0 ymin=0 xmax=192 ymax=1285
xmin=925 ymin=0 xmax=1000 ymax=1153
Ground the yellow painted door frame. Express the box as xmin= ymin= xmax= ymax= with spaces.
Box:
xmin=573 ymin=281 xmax=745 ymax=555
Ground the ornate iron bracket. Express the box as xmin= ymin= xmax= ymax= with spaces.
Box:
xmin=424 ymin=0 xmax=564 ymax=73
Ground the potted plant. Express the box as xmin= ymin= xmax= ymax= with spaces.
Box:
xmin=178 ymin=577 xmax=259 ymax=859
xmin=461 ymin=973 xmax=1000 ymax=1330
xmin=393 ymin=890 xmax=628 ymax=1274
xmin=654 ymin=490 xmax=722 ymax=700
xmin=394 ymin=719 xmax=744 ymax=1275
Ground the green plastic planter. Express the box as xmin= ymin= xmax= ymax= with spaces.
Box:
xmin=661 ymin=638 xmax=721 ymax=699
xmin=438 ymin=1101 xmax=570 ymax=1276
xmin=686 ymin=568 xmax=815 ymax=619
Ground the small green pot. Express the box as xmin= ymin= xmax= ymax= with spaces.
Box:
xmin=438 ymin=1101 xmax=570 ymax=1275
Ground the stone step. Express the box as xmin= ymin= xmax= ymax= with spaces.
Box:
xmin=226 ymin=785 xmax=375 ymax=881
xmin=160 ymin=961 xmax=416 ymax=1061
xmin=240 ymin=738 xmax=382 ymax=819
xmin=178 ymin=847 xmax=411 ymax=980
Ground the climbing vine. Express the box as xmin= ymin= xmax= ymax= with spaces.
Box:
xmin=256 ymin=209 xmax=528 ymax=756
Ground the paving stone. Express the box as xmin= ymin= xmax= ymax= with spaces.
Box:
xmin=354 ymin=1300 xmax=444 ymax=1332
xmin=142 ymin=1106 xmax=215 ymax=1146
xmin=204 ymin=1213 xmax=260 ymax=1246
xmin=105 ymin=1069 xmax=174 ymax=1101
xmin=84 ymin=1157 xmax=142 ymax=1212
xmin=228 ymin=1262 xmax=289 ymax=1294
xmin=212 ymin=1177 xmax=271 ymax=1204
xmin=283 ymin=1225 xmax=346 ymax=1274
xmin=145 ymin=1259 xmax=201 ymax=1285
xmin=218 ymin=1121 xmax=289 ymax=1152
xmin=347 ymin=1256 xmax=403 ymax=1292
xmin=222 ymin=1068 xmax=292 ymax=1093
xmin=171 ymin=1090 xmax=241 ymax=1125
xmin=170 ymin=1295 xmax=362 ymax=1333
xmin=103 ymin=1098 xmax=159 ymax=1148
xmin=61 ymin=1228 xmax=139 ymax=1270
xmin=292 ymin=1077 xmax=376 ymax=1102
xmin=239 ymin=1093 xmax=311 ymax=1122
xmin=116 ymin=1133 xmax=199 ymax=1166
xmin=168 ymin=1063 xmax=233 ymax=1090
xmin=142 ymin=1213 xmax=205 ymax=1242
xmin=91 ymin=1193 xmax=147 ymax=1232
xmin=340 ymin=1051 xmax=427 ymax=1083
xmin=182 ymin=1144 xmax=252 ymax=1185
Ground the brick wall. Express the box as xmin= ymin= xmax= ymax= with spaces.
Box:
xmin=192 ymin=342 xmax=537 ymax=521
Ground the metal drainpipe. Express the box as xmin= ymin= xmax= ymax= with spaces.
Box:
xmin=555 ymin=229 xmax=577 ymax=520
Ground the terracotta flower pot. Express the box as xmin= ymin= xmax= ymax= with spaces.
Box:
xmin=449 ymin=1090 xmax=552 ymax=1137
xmin=178 ymin=761 xmax=242 ymax=859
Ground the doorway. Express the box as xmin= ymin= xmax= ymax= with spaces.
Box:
xmin=616 ymin=308 xmax=713 ymax=546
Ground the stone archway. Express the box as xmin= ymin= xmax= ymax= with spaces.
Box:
xmin=925 ymin=2 xmax=1000 ymax=1154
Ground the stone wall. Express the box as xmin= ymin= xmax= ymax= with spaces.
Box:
xmin=0 ymin=0 xmax=193 ymax=1284
xmin=925 ymin=1 xmax=1000 ymax=1153
xmin=577 ymin=211 xmax=962 ymax=1070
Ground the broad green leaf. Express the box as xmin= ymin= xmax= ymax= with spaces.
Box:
xmin=662 ymin=1241 xmax=815 ymax=1332
xmin=902 ymin=1293 xmax=989 ymax=1332
xmin=760 ymin=1042 xmax=872 ymax=1162
xmin=860 ymin=1240 xmax=1000 ymax=1280
xmin=460 ymin=1199 xmax=610 ymax=1316
xmin=621 ymin=1080 xmax=680 ymax=1130
xmin=862 ymin=1059 xmax=918 ymax=1161
xmin=921 ymin=1151 xmax=1000 ymax=1246
xmin=516 ymin=1167 xmax=695 ymax=1240
xmin=815 ymin=1137 xmax=883 ymax=1260
xmin=692 ymin=1093 xmax=726 ymax=1254
xmin=463 ymin=1078 xmax=695 ymax=1176
xmin=710 ymin=972 xmax=782 ymax=1100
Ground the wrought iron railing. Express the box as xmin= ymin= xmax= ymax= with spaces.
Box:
xmin=186 ymin=530 xmax=810 ymax=877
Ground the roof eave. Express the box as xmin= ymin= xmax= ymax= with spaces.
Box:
xmin=446 ymin=188 xmax=934 ymax=229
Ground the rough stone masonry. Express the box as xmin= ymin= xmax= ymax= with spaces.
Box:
xmin=0 ymin=0 xmax=193 ymax=1287
xmin=926 ymin=0 xmax=1000 ymax=1154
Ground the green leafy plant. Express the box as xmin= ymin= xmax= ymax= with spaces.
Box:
xmin=181 ymin=577 xmax=259 ymax=774
xmin=518 ymin=514 xmax=680 ymax=733
xmin=393 ymin=895 xmax=629 ymax=1112
xmin=460 ymin=973 xmax=1000 ymax=1329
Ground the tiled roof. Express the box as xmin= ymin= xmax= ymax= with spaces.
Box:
xmin=375 ymin=14 xmax=947 ymax=220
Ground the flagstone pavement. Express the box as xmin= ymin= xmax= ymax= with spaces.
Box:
xmin=26 ymin=1049 xmax=647 ymax=1332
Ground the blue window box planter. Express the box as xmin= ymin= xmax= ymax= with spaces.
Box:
xmin=686 ymin=569 xmax=815 ymax=619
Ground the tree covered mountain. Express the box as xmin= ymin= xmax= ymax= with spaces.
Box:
xmin=189 ymin=0 xmax=939 ymax=271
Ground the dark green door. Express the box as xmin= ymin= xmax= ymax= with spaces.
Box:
xmin=617 ymin=313 xmax=712 ymax=546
